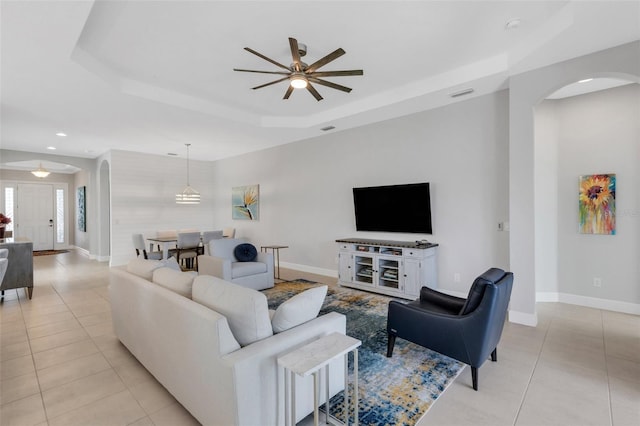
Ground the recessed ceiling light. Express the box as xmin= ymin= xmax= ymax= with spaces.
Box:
xmin=47 ymin=146 xmax=56 ymax=150
xmin=578 ymin=78 xmax=594 ymax=83
xmin=167 ymin=153 xmax=178 ymax=156
xmin=321 ymin=126 xmax=336 ymax=132
xmin=55 ymin=132 xmax=67 ymax=137
xmin=505 ymin=19 xmax=522 ymax=30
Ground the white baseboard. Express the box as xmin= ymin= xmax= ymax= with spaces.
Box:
xmin=76 ymin=247 xmax=91 ymax=258
xmin=537 ymin=291 xmax=640 ymax=315
xmin=279 ymin=261 xmax=338 ymax=279
xmin=508 ymin=310 xmax=538 ymax=327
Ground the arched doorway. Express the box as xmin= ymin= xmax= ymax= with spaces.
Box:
xmin=533 ymin=77 xmax=638 ymax=310
xmin=508 ymin=41 xmax=639 ymax=326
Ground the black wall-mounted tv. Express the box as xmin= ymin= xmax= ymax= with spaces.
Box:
xmin=352 ymin=183 xmax=432 ymax=234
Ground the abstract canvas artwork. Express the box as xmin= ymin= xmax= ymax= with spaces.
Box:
xmin=579 ymin=174 xmax=615 ymax=235
xmin=77 ymin=186 xmax=86 ymax=232
xmin=232 ymin=184 xmax=259 ymax=220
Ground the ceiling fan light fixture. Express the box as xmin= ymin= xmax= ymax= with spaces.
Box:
xmin=31 ymin=163 xmax=50 ymax=178
xmin=290 ymin=75 xmax=308 ymax=89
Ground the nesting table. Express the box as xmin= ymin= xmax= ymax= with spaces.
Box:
xmin=260 ymin=244 xmax=288 ymax=280
xmin=278 ymin=332 xmax=361 ymax=426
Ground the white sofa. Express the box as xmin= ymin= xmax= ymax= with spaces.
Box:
xmin=199 ymin=238 xmax=274 ymax=290
xmin=109 ymin=260 xmax=346 ymax=425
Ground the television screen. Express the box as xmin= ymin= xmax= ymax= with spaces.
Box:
xmin=352 ymin=183 xmax=432 ymax=234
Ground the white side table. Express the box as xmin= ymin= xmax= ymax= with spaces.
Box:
xmin=278 ymin=332 xmax=362 ymax=426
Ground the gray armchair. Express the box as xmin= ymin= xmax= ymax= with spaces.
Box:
xmin=197 ymin=238 xmax=274 ymax=290
xmin=0 ymin=248 xmax=8 ymax=297
xmin=386 ymin=268 xmax=513 ymax=390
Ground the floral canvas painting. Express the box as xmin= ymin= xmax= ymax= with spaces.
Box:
xmin=579 ymin=174 xmax=615 ymax=235
xmin=232 ymin=184 xmax=259 ymax=220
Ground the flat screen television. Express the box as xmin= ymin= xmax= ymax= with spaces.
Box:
xmin=352 ymin=183 xmax=432 ymax=234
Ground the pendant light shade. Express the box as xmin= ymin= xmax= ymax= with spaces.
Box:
xmin=31 ymin=163 xmax=50 ymax=178
xmin=176 ymin=144 xmax=200 ymax=204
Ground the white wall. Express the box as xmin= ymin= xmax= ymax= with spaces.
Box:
xmin=553 ymin=84 xmax=639 ymax=306
xmin=210 ymin=90 xmax=510 ymax=293
xmin=109 ymin=149 xmax=216 ymax=265
xmin=534 ymin=101 xmax=560 ymax=293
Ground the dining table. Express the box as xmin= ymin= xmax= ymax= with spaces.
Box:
xmin=146 ymin=236 xmax=178 ymax=260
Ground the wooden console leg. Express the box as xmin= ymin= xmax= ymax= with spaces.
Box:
xmin=27 ymin=287 xmax=33 ymax=300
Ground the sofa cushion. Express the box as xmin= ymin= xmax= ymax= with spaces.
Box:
xmin=231 ymin=261 xmax=267 ymax=278
xmin=192 ymin=275 xmax=273 ymax=346
xmin=152 ymin=267 xmax=197 ymax=298
xmin=127 ymin=258 xmax=163 ymax=280
xmin=234 ymin=243 xmax=257 ymax=262
xmin=271 ymin=286 xmax=328 ymax=333
xmin=160 ymin=256 xmax=182 ymax=271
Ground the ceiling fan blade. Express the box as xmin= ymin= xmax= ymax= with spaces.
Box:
xmin=305 ymin=48 xmax=345 ymax=73
xmin=306 ymin=82 xmax=323 ymax=101
xmin=289 ymin=38 xmax=302 ymax=72
xmin=234 ymin=68 xmax=291 ymax=75
xmin=244 ymin=47 xmax=291 ymax=71
xmin=309 ymin=70 xmax=363 ymax=77
xmin=283 ymin=85 xmax=294 ymax=99
xmin=251 ymin=76 xmax=290 ymax=90
xmin=308 ymin=77 xmax=352 ymax=93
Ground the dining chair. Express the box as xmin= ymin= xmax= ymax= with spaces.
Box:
xmin=201 ymin=230 xmax=224 ymax=256
xmin=175 ymin=231 xmax=201 ymax=270
xmin=132 ymin=234 xmax=163 ymax=260
xmin=222 ymin=227 xmax=236 ymax=239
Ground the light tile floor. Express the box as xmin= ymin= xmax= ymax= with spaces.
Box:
xmin=1 ymin=250 xmax=638 ymax=425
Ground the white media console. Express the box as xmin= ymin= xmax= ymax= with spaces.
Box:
xmin=336 ymin=238 xmax=438 ymax=300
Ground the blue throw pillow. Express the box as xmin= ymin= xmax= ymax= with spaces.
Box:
xmin=234 ymin=243 xmax=257 ymax=262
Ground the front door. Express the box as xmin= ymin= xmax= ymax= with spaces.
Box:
xmin=17 ymin=183 xmax=54 ymax=250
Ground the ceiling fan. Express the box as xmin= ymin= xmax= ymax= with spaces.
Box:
xmin=233 ymin=37 xmax=363 ymax=101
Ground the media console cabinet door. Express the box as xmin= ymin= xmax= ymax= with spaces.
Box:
xmin=336 ymin=239 xmax=438 ymax=300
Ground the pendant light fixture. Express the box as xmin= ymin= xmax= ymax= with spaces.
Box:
xmin=31 ymin=163 xmax=50 ymax=178
xmin=175 ymin=144 xmax=200 ymax=204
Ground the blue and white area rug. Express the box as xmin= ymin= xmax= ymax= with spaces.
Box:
xmin=264 ymin=281 xmax=464 ymax=426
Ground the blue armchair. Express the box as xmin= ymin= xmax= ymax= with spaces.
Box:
xmin=386 ymin=268 xmax=513 ymax=390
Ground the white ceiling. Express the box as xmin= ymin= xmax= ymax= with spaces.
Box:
xmin=1 ymin=1 xmax=639 ymax=163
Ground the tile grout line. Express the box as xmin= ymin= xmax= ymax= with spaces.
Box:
xmin=511 ymin=310 xmax=552 ymax=426
xmin=601 ymin=311 xmax=614 ymax=426
xmin=11 ymin=286 xmax=48 ymax=422
xmin=50 ymin=264 xmax=153 ymax=423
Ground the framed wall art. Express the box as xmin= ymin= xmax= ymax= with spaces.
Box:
xmin=232 ymin=184 xmax=259 ymax=220
xmin=77 ymin=186 xmax=86 ymax=232
xmin=579 ymin=174 xmax=615 ymax=235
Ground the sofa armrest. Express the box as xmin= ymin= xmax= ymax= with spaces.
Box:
xmin=225 ymin=311 xmax=347 ymax=425
xmin=256 ymin=252 xmax=274 ymax=277
xmin=419 ymin=286 xmax=466 ymax=313
xmin=198 ymin=255 xmax=232 ymax=280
